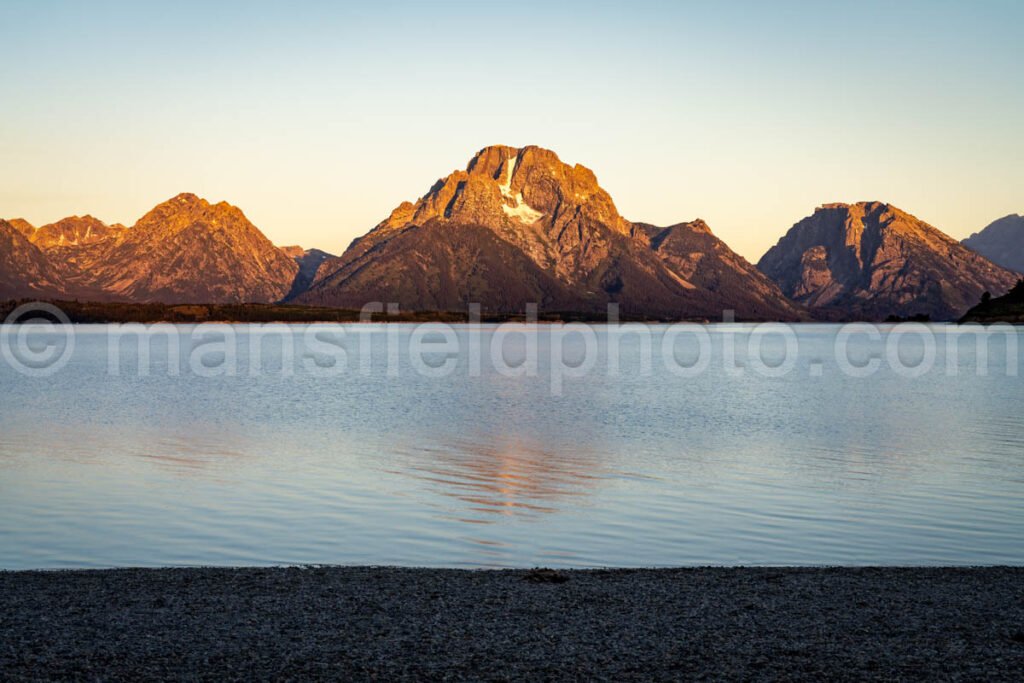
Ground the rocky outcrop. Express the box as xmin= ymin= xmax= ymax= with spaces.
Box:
xmin=758 ymin=202 xmax=1018 ymax=320
xmin=963 ymin=214 xmax=1024 ymax=274
xmin=300 ymin=145 xmax=804 ymax=320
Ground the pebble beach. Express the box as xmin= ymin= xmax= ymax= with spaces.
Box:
xmin=3 ymin=566 xmax=1023 ymax=681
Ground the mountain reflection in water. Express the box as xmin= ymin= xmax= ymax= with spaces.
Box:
xmin=387 ymin=435 xmax=632 ymax=521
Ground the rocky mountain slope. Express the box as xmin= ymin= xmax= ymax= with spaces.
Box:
xmin=27 ymin=215 xmax=127 ymax=283
xmin=7 ymin=218 xmax=36 ymax=238
xmin=0 ymin=219 xmax=65 ymax=299
xmin=633 ymin=219 xmax=795 ymax=319
xmin=962 ymin=214 xmax=1024 ymax=274
xmin=299 ymin=145 xmax=803 ymax=320
xmin=757 ymin=202 xmax=1018 ymax=320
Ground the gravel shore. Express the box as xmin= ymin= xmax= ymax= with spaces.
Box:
xmin=2 ymin=566 xmax=1023 ymax=681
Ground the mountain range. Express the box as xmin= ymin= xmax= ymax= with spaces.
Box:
xmin=1 ymin=145 xmax=1019 ymax=321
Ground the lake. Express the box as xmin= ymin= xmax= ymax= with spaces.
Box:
xmin=1 ymin=322 xmax=1022 ymax=569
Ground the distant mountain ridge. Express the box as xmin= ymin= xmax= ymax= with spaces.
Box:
xmin=298 ymin=145 xmax=803 ymax=320
xmin=280 ymin=246 xmax=336 ymax=300
xmin=757 ymin=202 xmax=1017 ymax=320
xmin=962 ymin=214 xmax=1024 ymax=274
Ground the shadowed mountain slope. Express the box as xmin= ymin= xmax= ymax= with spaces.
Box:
xmin=962 ymin=214 xmax=1024 ymax=274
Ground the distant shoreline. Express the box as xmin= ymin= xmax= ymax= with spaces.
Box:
xmin=3 ymin=298 xmax=1017 ymax=325
xmin=0 ymin=299 xmax=711 ymax=325
xmin=2 ymin=566 xmax=1022 ymax=680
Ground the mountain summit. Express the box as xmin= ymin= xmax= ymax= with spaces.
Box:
xmin=757 ymin=202 xmax=1017 ymax=320
xmin=298 ymin=145 xmax=802 ymax=320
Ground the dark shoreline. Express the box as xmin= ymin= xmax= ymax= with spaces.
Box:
xmin=0 ymin=299 xmax=718 ymax=325
xmin=3 ymin=566 xmax=1023 ymax=681
xmin=5 ymin=298 xmax=1022 ymax=325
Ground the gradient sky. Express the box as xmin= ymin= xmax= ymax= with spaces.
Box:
xmin=2 ymin=0 xmax=1021 ymax=261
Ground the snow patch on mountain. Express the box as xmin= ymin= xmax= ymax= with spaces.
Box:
xmin=497 ymin=155 xmax=544 ymax=224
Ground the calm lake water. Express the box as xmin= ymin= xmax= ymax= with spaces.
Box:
xmin=1 ymin=323 xmax=1022 ymax=569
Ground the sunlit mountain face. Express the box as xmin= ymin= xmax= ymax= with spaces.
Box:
xmin=758 ymin=202 xmax=1018 ymax=321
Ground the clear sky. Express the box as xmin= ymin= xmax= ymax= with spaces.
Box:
xmin=2 ymin=0 xmax=1021 ymax=261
